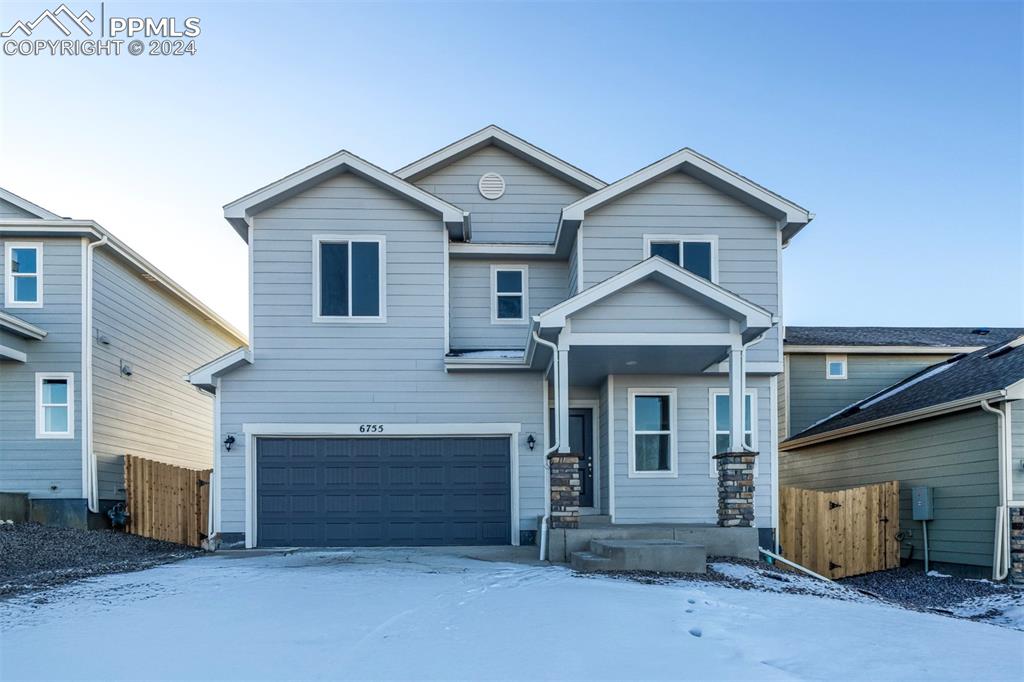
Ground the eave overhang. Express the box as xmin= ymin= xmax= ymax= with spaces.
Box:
xmin=187 ymin=346 xmax=253 ymax=392
xmin=0 ymin=310 xmax=47 ymax=340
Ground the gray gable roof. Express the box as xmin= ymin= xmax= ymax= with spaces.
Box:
xmin=785 ymin=336 xmax=1024 ymax=444
xmin=785 ymin=326 xmax=1024 ymax=348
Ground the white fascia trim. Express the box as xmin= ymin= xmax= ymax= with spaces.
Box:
xmin=223 ymin=150 xmax=467 ymax=239
xmin=0 ymin=187 xmax=61 ymax=219
xmin=188 ymin=346 xmax=253 ymax=388
xmin=642 ymin=234 xmax=720 ymax=284
xmin=311 ymin=234 xmax=388 ymax=324
xmin=708 ymin=387 xmax=759 ymax=477
xmin=536 ymin=257 xmax=774 ymax=331
xmin=781 ymin=390 xmax=1008 ymax=450
xmin=784 ymin=344 xmax=985 ymax=355
xmin=490 ymin=264 xmax=530 ymax=325
xmin=561 ymin=148 xmax=810 ymax=227
xmin=0 ymin=310 xmax=47 ymax=339
xmin=35 ymin=371 xmax=75 ymax=439
xmin=564 ymin=332 xmax=740 ymax=347
xmin=0 ymin=343 xmax=26 ymax=362
xmin=394 ymin=125 xmax=606 ymax=191
xmin=626 ymin=387 xmax=678 ymax=478
xmin=4 ymin=241 xmax=43 ymax=308
xmin=444 ymin=358 xmax=531 ymax=371
xmin=448 ymin=242 xmax=558 ymax=258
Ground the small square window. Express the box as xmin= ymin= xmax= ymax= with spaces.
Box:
xmin=826 ymin=355 xmax=847 ymax=380
xmin=5 ymin=242 xmax=43 ymax=307
xmin=492 ymin=266 xmax=528 ymax=323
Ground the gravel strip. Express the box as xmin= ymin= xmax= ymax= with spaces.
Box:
xmin=840 ymin=567 xmax=1015 ymax=611
xmin=0 ymin=522 xmax=200 ymax=598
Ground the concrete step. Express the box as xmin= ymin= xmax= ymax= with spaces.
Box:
xmin=578 ymin=515 xmax=612 ymax=527
xmin=570 ymin=551 xmax=614 ymax=572
xmin=588 ymin=539 xmax=707 ymax=573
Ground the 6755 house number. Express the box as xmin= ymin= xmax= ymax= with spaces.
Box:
xmin=359 ymin=424 xmax=384 ymax=433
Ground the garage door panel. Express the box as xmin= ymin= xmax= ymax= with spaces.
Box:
xmin=257 ymin=437 xmax=511 ymax=547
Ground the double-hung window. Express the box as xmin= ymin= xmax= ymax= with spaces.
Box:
xmin=643 ymin=235 xmax=717 ymax=282
xmin=709 ymin=388 xmax=757 ymax=475
xmin=628 ymin=388 xmax=677 ymax=477
xmin=36 ymin=372 xmax=74 ymax=439
xmin=5 ymin=242 xmax=43 ymax=308
xmin=313 ymin=235 xmax=385 ymax=322
xmin=826 ymin=354 xmax=847 ymax=380
xmin=491 ymin=265 xmax=528 ymax=324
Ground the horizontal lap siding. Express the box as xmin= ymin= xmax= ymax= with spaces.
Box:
xmin=579 ymin=172 xmax=780 ymax=363
xmin=787 ymin=353 xmax=955 ymax=435
xmin=449 ymin=259 xmax=567 ymax=350
xmin=413 ymin=146 xmax=586 ymax=244
xmin=0 ymin=238 xmax=83 ymax=498
xmin=780 ymin=409 xmax=999 ymax=567
xmin=0 ymin=199 xmax=36 ymax=219
xmin=569 ymin=279 xmax=732 ymax=334
xmin=219 ymin=173 xmax=545 ymax=535
xmin=611 ymin=375 xmax=774 ymax=527
xmin=1013 ymin=401 xmax=1024 ymax=500
xmin=91 ymin=249 xmax=238 ymax=499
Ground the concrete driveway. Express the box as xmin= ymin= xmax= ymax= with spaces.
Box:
xmin=1 ymin=548 xmax=1021 ymax=681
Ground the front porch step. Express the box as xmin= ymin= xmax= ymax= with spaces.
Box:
xmin=578 ymin=514 xmax=612 ymax=527
xmin=570 ymin=539 xmax=707 ymax=574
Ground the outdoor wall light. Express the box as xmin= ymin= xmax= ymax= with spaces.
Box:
xmin=223 ymin=435 xmax=235 ymax=451
xmin=527 ymin=434 xmax=536 ymax=451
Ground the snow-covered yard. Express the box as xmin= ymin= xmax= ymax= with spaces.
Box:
xmin=1 ymin=549 xmax=1021 ymax=681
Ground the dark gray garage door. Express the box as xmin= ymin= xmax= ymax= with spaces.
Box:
xmin=256 ymin=437 xmax=511 ymax=547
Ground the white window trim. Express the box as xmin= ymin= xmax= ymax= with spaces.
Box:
xmin=4 ymin=241 xmax=43 ymax=308
xmin=312 ymin=235 xmax=387 ymax=324
xmin=627 ymin=387 xmax=678 ymax=478
xmin=826 ymin=354 xmax=848 ymax=380
xmin=36 ymin=371 xmax=74 ymax=439
xmin=708 ymin=387 xmax=758 ymax=477
xmin=642 ymin=234 xmax=719 ymax=283
xmin=490 ymin=264 xmax=529 ymax=325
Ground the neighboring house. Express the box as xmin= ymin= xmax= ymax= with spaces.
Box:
xmin=190 ymin=125 xmax=813 ymax=556
xmin=779 ymin=326 xmax=1024 ymax=440
xmin=0 ymin=187 xmax=246 ymax=528
xmin=780 ymin=335 xmax=1024 ymax=581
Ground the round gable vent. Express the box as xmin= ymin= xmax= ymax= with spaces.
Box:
xmin=478 ymin=172 xmax=506 ymax=200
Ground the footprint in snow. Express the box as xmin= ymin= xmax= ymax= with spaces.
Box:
xmin=689 ymin=627 xmax=702 ymax=638
xmin=685 ymin=608 xmax=693 ymax=613
xmin=687 ymin=598 xmax=696 ymax=604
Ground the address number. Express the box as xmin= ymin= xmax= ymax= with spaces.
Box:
xmin=359 ymin=424 xmax=384 ymax=433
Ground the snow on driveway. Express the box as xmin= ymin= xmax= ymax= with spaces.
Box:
xmin=1 ymin=549 xmax=1021 ymax=681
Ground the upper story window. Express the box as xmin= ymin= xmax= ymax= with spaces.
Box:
xmin=643 ymin=235 xmax=717 ymax=282
xmin=36 ymin=372 xmax=74 ymax=439
xmin=313 ymin=235 xmax=386 ymax=323
xmin=628 ymin=388 xmax=677 ymax=478
xmin=710 ymin=388 xmax=757 ymax=476
xmin=491 ymin=265 xmax=528 ymax=324
xmin=4 ymin=242 xmax=43 ymax=308
xmin=826 ymin=354 xmax=847 ymax=380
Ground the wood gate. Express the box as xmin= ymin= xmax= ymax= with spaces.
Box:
xmin=124 ymin=455 xmax=211 ymax=548
xmin=779 ymin=481 xmax=900 ymax=579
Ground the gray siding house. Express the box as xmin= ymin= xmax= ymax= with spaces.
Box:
xmin=780 ymin=333 xmax=1024 ymax=581
xmin=0 ymin=188 xmax=245 ymax=527
xmin=190 ymin=126 xmax=813 ymax=554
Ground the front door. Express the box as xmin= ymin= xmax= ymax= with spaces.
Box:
xmin=551 ymin=408 xmax=595 ymax=508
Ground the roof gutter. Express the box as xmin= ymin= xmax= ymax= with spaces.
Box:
xmin=781 ymin=389 xmax=1008 ymax=450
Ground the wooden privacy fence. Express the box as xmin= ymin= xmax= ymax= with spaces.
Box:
xmin=124 ymin=455 xmax=211 ymax=548
xmin=779 ymin=481 xmax=900 ymax=579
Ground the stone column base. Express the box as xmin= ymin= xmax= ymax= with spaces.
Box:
xmin=1011 ymin=507 xmax=1024 ymax=584
xmin=714 ymin=451 xmax=757 ymax=528
xmin=548 ymin=453 xmax=581 ymax=530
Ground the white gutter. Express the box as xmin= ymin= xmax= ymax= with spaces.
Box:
xmin=980 ymin=399 xmax=1011 ymax=580
xmin=84 ymin=234 xmax=109 ymax=513
xmin=532 ymin=332 xmax=560 ymax=561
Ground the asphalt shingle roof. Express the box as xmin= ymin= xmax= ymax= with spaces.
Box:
xmin=785 ymin=336 xmax=1024 ymax=443
xmin=784 ymin=326 xmax=1024 ymax=348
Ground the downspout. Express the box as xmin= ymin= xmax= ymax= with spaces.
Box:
xmin=738 ymin=331 xmax=767 ymax=454
xmin=980 ymin=399 xmax=1010 ymax=580
xmin=533 ymin=332 xmax=560 ymax=561
xmin=84 ymin=234 xmax=109 ymax=513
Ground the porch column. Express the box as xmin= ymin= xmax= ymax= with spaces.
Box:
xmin=556 ymin=346 xmax=570 ymax=453
xmin=728 ymin=347 xmax=746 ymax=452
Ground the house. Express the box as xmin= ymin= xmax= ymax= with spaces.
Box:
xmin=0 ymin=187 xmax=246 ymax=528
xmin=189 ymin=125 xmax=813 ymax=563
xmin=779 ymin=326 xmax=1024 ymax=439
xmin=780 ymin=333 xmax=1024 ymax=581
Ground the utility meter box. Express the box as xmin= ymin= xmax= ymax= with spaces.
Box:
xmin=912 ymin=486 xmax=934 ymax=521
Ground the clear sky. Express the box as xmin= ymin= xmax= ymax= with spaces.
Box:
xmin=1 ymin=0 xmax=1021 ymax=334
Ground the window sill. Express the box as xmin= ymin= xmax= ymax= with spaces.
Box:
xmin=490 ymin=318 xmax=528 ymax=326
xmin=627 ymin=470 xmax=678 ymax=479
xmin=312 ymin=316 xmax=387 ymax=325
xmin=36 ymin=433 xmax=75 ymax=440
xmin=5 ymin=301 xmax=43 ymax=309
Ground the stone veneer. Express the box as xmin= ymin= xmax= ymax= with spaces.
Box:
xmin=714 ymin=451 xmax=757 ymax=527
xmin=548 ymin=453 xmax=581 ymax=530
xmin=1011 ymin=507 xmax=1024 ymax=584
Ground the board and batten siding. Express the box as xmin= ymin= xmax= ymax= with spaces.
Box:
xmin=578 ymin=172 xmax=781 ymax=364
xmin=0 ymin=237 xmax=84 ymax=498
xmin=90 ymin=248 xmax=239 ymax=499
xmin=780 ymin=408 xmax=999 ymax=568
xmin=448 ymin=259 xmax=567 ymax=350
xmin=1012 ymin=400 xmax=1024 ymax=500
xmin=217 ymin=172 xmax=546 ymax=536
xmin=786 ymin=353 xmax=957 ymax=436
xmin=412 ymin=145 xmax=587 ymax=244
xmin=0 ymin=198 xmax=37 ymax=219
xmin=610 ymin=374 xmax=775 ymax=527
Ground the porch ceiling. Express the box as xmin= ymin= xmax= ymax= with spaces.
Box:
xmin=567 ymin=344 xmax=728 ymax=386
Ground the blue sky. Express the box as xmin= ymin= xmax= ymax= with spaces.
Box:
xmin=1 ymin=0 xmax=1021 ymax=333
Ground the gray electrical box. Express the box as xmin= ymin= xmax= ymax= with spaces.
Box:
xmin=912 ymin=486 xmax=933 ymax=521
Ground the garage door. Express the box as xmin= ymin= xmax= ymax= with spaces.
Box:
xmin=256 ymin=437 xmax=511 ymax=547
